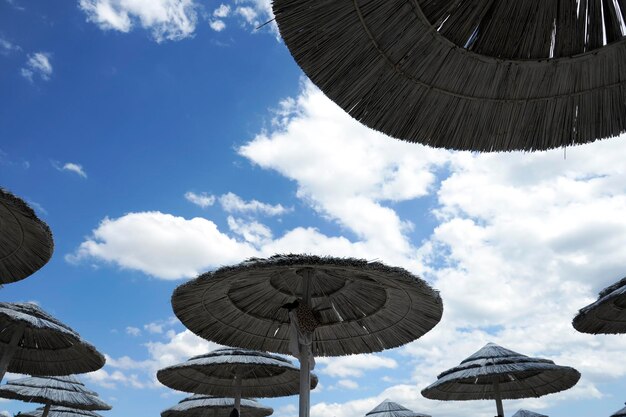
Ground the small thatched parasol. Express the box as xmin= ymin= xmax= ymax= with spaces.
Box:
xmin=421 ymin=343 xmax=580 ymax=417
xmin=512 ymin=410 xmax=548 ymax=417
xmin=161 ymin=395 xmax=273 ymax=417
xmin=273 ymin=0 xmax=626 ymax=152
xmin=0 ymin=302 xmax=106 ymax=382
xmin=0 ymin=188 xmax=53 ymax=284
xmin=611 ymin=402 xmax=626 ymax=417
xmin=172 ymin=254 xmax=443 ymax=417
xmin=19 ymin=406 xmax=104 ymax=417
xmin=158 ymin=348 xmax=317 ymax=414
xmin=365 ymin=399 xmax=431 ymax=417
xmin=573 ymin=277 xmax=626 ymax=334
xmin=0 ymin=375 xmax=111 ymax=417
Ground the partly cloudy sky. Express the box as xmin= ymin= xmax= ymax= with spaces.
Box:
xmin=1 ymin=2 xmax=626 ymax=417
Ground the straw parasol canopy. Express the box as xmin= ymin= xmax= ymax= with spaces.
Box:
xmin=18 ymin=405 xmax=102 ymax=417
xmin=0 ymin=302 xmax=106 ymax=382
xmin=273 ymin=0 xmax=626 ymax=152
xmin=157 ymin=348 xmax=318 ymax=397
xmin=19 ymin=406 xmax=104 ymax=417
xmin=573 ymin=277 xmax=626 ymax=334
xmin=611 ymin=403 xmax=626 ymax=417
xmin=0 ymin=188 xmax=53 ymax=284
xmin=421 ymin=343 xmax=580 ymax=417
xmin=0 ymin=376 xmax=111 ymax=417
xmin=161 ymin=395 xmax=273 ymax=417
xmin=365 ymin=399 xmax=431 ymax=417
xmin=512 ymin=410 xmax=548 ymax=417
xmin=173 ymin=255 xmax=443 ymax=417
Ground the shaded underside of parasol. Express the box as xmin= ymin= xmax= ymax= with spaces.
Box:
xmin=0 ymin=303 xmax=106 ymax=375
xmin=573 ymin=277 xmax=626 ymax=334
xmin=0 ymin=188 xmax=54 ymax=284
xmin=421 ymin=343 xmax=580 ymax=400
xmin=161 ymin=395 xmax=273 ymax=417
xmin=365 ymin=399 xmax=431 ymax=417
xmin=0 ymin=376 xmax=111 ymax=410
xmin=512 ymin=410 xmax=549 ymax=417
xmin=157 ymin=348 xmax=317 ymax=397
xmin=172 ymin=255 xmax=443 ymax=357
xmin=19 ymin=406 xmax=104 ymax=417
xmin=273 ymin=0 xmax=626 ymax=151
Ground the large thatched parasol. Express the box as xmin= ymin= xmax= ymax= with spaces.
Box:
xmin=365 ymin=399 xmax=431 ymax=417
xmin=573 ymin=277 xmax=626 ymax=334
xmin=0 ymin=302 xmax=106 ymax=382
xmin=161 ymin=395 xmax=273 ymax=417
xmin=0 ymin=188 xmax=53 ymax=284
xmin=512 ymin=410 xmax=548 ymax=417
xmin=19 ymin=406 xmax=104 ymax=417
xmin=611 ymin=402 xmax=626 ymax=417
xmin=272 ymin=0 xmax=626 ymax=152
xmin=158 ymin=348 xmax=317 ymax=414
xmin=0 ymin=376 xmax=111 ymax=417
xmin=421 ymin=343 xmax=580 ymax=417
xmin=172 ymin=255 xmax=443 ymax=417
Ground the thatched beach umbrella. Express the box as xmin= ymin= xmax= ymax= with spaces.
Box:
xmin=172 ymin=255 xmax=443 ymax=417
xmin=421 ymin=343 xmax=580 ymax=417
xmin=157 ymin=348 xmax=317 ymax=414
xmin=365 ymin=399 xmax=431 ymax=417
xmin=512 ymin=410 xmax=548 ymax=417
xmin=161 ymin=395 xmax=273 ymax=417
xmin=19 ymin=406 xmax=104 ymax=417
xmin=0 ymin=376 xmax=111 ymax=417
xmin=611 ymin=403 xmax=626 ymax=417
xmin=272 ymin=0 xmax=626 ymax=152
xmin=0 ymin=188 xmax=53 ymax=284
xmin=0 ymin=303 xmax=105 ymax=382
xmin=573 ymin=277 xmax=626 ymax=334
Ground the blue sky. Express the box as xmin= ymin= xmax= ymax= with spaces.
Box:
xmin=2 ymin=1 xmax=626 ymax=417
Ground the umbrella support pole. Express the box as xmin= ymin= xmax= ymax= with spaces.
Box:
xmin=0 ymin=324 xmax=25 ymax=382
xmin=234 ymin=375 xmax=242 ymax=413
xmin=298 ymin=269 xmax=313 ymax=417
xmin=493 ymin=382 xmax=505 ymax=417
xmin=41 ymin=403 xmax=51 ymax=417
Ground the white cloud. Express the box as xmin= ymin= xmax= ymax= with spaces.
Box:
xmin=227 ymin=216 xmax=272 ymax=246
xmin=61 ymin=162 xmax=88 ymax=178
xmin=21 ymin=52 xmax=52 ymax=82
xmin=316 ymin=355 xmax=397 ymax=378
xmin=219 ymin=192 xmax=290 ymax=216
xmin=337 ymin=379 xmax=359 ymax=390
xmin=184 ymin=191 xmax=215 ymax=208
xmin=0 ymin=37 xmax=20 ymax=54
xmin=144 ymin=322 xmax=164 ymax=334
xmin=78 ymin=0 xmax=198 ymax=42
xmin=209 ymin=19 xmax=226 ymax=31
xmin=125 ymin=326 xmax=141 ymax=336
xmin=213 ymin=4 xmax=230 ymax=18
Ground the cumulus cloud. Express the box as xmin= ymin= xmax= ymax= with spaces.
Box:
xmin=316 ymin=355 xmax=397 ymax=378
xmin=0 ymin=37 xmax=20 ymax=55
xmin=125 ymin=326 xmax=141 ymax=336
xmin=78 ymin=0 xmax=198 ymax=42
xmin=209 ymin=19 xmax=226 ymax=31
xmin=184 ymin=191 xmax=215 ymax=208
xmin=21 ymin=52 xmax=52 ymax=82
xmin=219 ymin=192 xmax=290 ymax=216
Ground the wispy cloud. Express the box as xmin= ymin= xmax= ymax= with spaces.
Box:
xmin=0 ymin=36 xmax=21 ymax=55
xmin=126 ymin=326 xmax=141 ymax=336
xmin=184 ymin=191 xmax=215 ymax=208
xmin=21 ymin=52 xmax=52 ymax=82
xmin=52 ymin=161 xmax=88 ymax=178
xmin=219 ymin=192 xmax=290 ymax=216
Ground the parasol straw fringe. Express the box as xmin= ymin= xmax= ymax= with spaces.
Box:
xmin=272 ymin=0 xmax=626 ymax=151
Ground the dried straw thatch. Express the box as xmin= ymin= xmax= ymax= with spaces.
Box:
xmin=612 ymin=402 xmax=626 ymax=417
xmin=512 ymin=410 xmax=548 ymax=417
xmin=157 ymin=348 xmax=317 ymax=397
xmin=161 ymin=395 xmax=273 ymax=417
xmin=0 ymin=303 xmax=106 ymax=380
xmin=573 ymin=277 xmax=626 ymax=334
xmin=0 ymin=188 xmax=53 ymax=284
xmin=421 ymin=343 xmax=580 ymax=417
xmin=365 ymin=399 xmax=431 ymax=417
xmin=0 ymin=375 xmax=111 ymax=411
xmin=19 ymin=406 xmax=104 ymax=417
xmin=273 ymin=0 xmax=626 ymax=152
xmin=172 ymin=255 xmax=443 ymax=357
